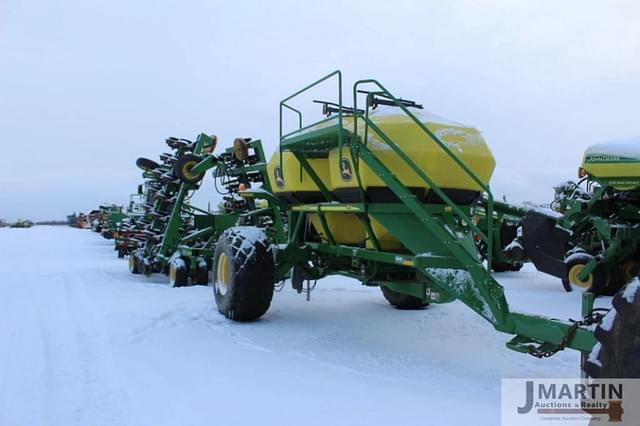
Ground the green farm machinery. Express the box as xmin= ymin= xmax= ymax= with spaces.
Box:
xmin=127 ymin=134 xmax=275 ymax=287
xmin=67 ymin=212 xmax=90 ymax=229
xmin=9 ymin=218 xmax=34 ymax=228
xmin=166 ymin=137 xmax=280 ymax=287
xmin=114 ymin=191 xmax=148 ymax=258
xmin=514 ymin=142 xmax=640 ymax=296
xmin=128 ymin=134 xmax=218 ymax=280
xmin=89 ymin=204 xmax=125 ymax=238
xmin=474 ymin=200 xmax=527 ymax=273
xmin=194 ymin=71 xmax=640 ymax=378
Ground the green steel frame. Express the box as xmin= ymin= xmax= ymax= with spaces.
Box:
xmin=140 ymin=133 xmax=219 ymax=269
xmin=171 ymin=138 xmax=278 ymax=276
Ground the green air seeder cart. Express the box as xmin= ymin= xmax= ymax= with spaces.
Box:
xmin=204 ymin=71 xmax=640 ymax=378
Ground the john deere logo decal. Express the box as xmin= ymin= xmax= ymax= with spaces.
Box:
xmin=340 ymin=159 xmax=352 ymax=182
xmin=587 ymin=154 xmax=640 ymax=163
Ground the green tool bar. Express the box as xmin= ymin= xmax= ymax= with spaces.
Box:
xmin=183 ymin=203 xmax=211 ymax=215
xmin=308 ymin=242 xmax=414 ymax=266
xmin=492 ymin=200 xmax=529 ymax=218
xmin=179 ymin=226 xmax=215 ymax=245
xmin=307 ymin=242 xmax=461 ymax=270
xmin=190 ymin=155 xmax=217 ymax=176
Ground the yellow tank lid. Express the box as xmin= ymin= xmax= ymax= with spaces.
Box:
xmin=326 ymin=106 xmax=495 ymax=196
xmin=582 ymin=138 xmax=640 ymax=190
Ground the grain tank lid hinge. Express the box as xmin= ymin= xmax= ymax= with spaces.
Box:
xmin=313 ymin=100 xmax=363 ymax=117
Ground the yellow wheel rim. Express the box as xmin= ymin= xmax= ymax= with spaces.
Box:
xmin=182 ymin=160 xmax=198 ymax=180
xmin=216 ymin=253 xmax=231 ymax=295
xmin=568 ymin=264 xmax=593 ymax=288
xmin=169 ymin=262 xmax=176 ymax=283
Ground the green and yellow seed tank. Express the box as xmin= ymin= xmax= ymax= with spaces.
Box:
xmin=581 ymin=138 xmax=640 ymax=191
xmin=268 ymin=107 xmax=496 ymax=249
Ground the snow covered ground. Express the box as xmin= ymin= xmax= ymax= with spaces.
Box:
xmin=0 ymin=226 xmax=612 ymax=426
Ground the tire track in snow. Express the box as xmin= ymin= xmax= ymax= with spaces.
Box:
xmin=0 ymin=233 xmax=135 ymax=426
xmin=0 ymin=268 xmax=48 ymax=426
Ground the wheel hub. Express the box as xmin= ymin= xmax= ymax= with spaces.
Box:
xmin=182 ymin=161 xmax=198 ymax=180
xmin=568 ymin=264 xmax=593 ymax=288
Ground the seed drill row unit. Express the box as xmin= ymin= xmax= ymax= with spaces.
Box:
xmin=124 ymin=135 xmax=275 ymax=287
xmin=116 ymin=71 xmax=639 ymax=378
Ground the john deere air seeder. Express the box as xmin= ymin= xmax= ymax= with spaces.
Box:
xmin=202 ymin=71 xmax=639 ymax=378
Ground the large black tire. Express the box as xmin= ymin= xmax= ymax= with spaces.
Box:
xmin=193 ymin=257 xmax=209 ymax=286
xmin=174 ymin=154 xmax=204 ymax=184
xmin=169 ymin=258 xmax=189 ymax=288
xmin=584 ymin=280 xmax=640 ymax=378
xmin=381 ymin=285 xmax=429 ymax=310
xmin=212 ymin=227 xmax=274 ymax=321
xmin=604 ymin=264 xmax=636 ymax=297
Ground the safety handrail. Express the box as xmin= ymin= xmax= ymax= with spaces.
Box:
xmin=279 ymin=70 xmax=343 ymax=144
xmin=352 ymin=79 xmax=494 ymax=270
xmin=352 ymin=80 xmax=491 ymax=194
xmin=279 ymin=70 xmax=343 ymax=185
xmin=282 ymin=104 xmax=303 ymax=131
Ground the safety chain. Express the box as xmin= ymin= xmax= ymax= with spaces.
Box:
xmin=527 ymin=308 xmax=609 ymax=359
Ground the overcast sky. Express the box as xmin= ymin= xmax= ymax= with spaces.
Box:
xmin=1 ymin=0 xmax=639 ymax=221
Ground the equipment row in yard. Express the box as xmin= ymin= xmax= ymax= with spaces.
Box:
xmin=87 ymin=71 xmax=640 ymax=378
